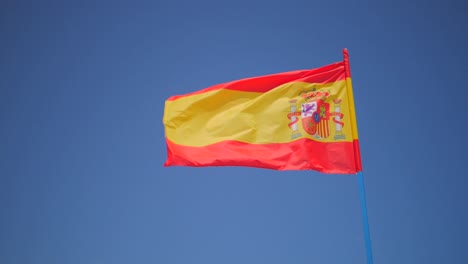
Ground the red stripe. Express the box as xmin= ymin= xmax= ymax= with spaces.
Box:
xmin=167 ymin=61 xmax=345 ymax=101
xmin=326 ymin=120 xmax=329 ymax=138
xmin=343 ymin=48 xmax=352 ymax=78
xmin=323 ymin=120 xmax=328 ymax=138
xmin=326 ymin=122 xmax=328 ymax=137
xmin=353 ymin=139 xmax=363 ymax=171
xmin=325 ymin=120 xmax=328 ymax=137
xmin=165 ymin=138 xmax=361 ymax=174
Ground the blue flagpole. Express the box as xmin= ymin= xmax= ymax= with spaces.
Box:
xmin=358 ymin=172 xmax=374 ymax=264
xmin=343 ymin=48 xmax=373 ymax=263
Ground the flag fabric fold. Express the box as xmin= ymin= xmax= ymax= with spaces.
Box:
xmin=163 ymin=52 xmax=362 ymax=174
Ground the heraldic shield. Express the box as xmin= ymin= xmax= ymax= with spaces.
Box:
xmin=301 ymin=99 xmax=330 ymax=139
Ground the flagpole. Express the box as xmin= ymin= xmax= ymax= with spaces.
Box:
xmin=343 ymin=49 xmax=374 ymax=264
xmin=358 ymin=172 xmax=374 ymax=264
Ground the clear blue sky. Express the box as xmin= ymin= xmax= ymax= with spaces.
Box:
xmin=1 ymin=1 xmax=467 ymax=263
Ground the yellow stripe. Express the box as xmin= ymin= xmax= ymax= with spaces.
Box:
xmin=345 ymin=77 xmax=359 ymax=139
xmin=164 ymin=80 xmax=358 ymax=147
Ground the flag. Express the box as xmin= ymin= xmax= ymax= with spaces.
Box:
xmin=163 ymin=49 xmax=362 ymax=174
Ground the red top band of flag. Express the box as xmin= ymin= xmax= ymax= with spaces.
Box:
xmin=163 ymin=49 xmax=362 ymax=174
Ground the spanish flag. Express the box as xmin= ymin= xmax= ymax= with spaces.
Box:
xmin=163 ymin=49 xmax=362 ymax=174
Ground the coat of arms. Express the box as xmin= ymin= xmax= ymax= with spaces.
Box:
xmin=288 ymin=89 xmax=345 ymax=140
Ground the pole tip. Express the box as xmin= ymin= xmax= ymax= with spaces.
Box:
xmin=342 ymin=48 xmax=351 ymax=77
